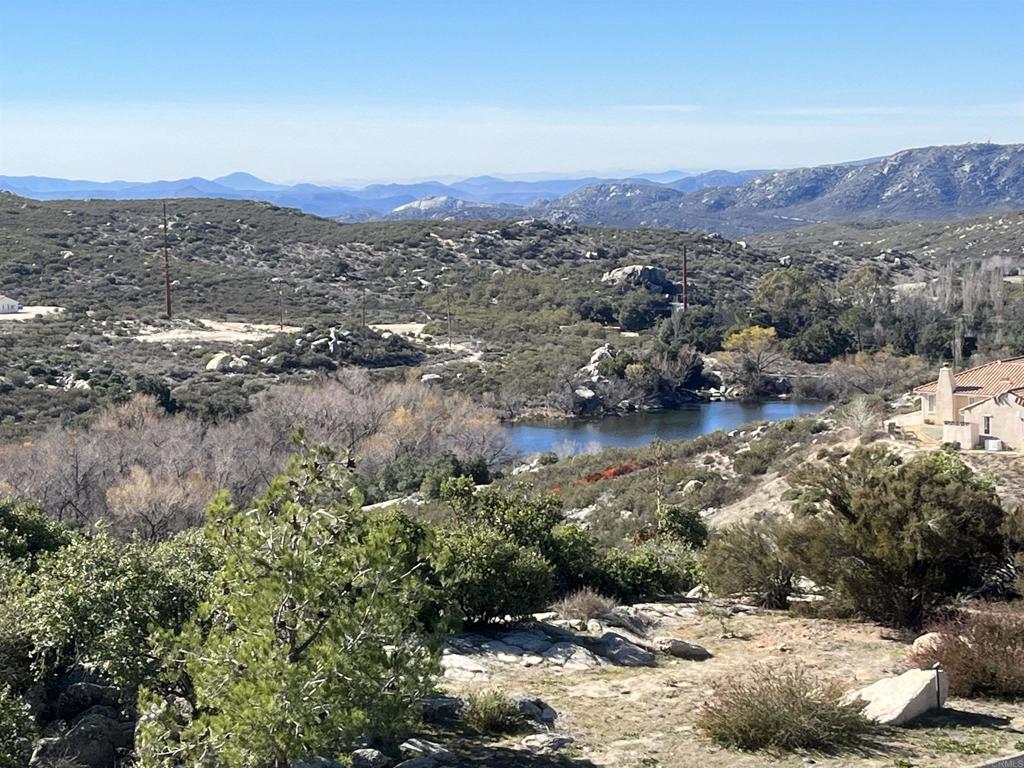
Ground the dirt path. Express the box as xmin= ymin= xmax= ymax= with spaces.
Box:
xmin=133 ymin=319 xmax=300 ymax=343
xmin=0 ymin=306 xmax=64 ymax=322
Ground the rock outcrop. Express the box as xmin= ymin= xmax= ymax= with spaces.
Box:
xmin=601 ymin=264 xmax=675 ymax=292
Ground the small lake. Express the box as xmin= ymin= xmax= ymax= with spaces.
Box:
xmin=505 ymin=400 xmax=824 ymax=457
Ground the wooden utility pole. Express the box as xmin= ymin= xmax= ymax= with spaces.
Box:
xmin=682 ymin=245 xmax=689 ymax=312
xmin=162 ymin=202 xmax=172 ymax=320
xmin=446 ymin=285 xmax=453 ymax=349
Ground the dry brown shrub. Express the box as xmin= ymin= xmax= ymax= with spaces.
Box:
xmin=697 ymin=662 xmax=876 ymax=753
xmin=552 ymin=587 xmax=618 ymax=621
xmin=907 ymin=606 xmax=1024 ymax=697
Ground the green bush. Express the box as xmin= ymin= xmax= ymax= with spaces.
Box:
xmin=546 ymin=523 xmax=603 ymax=596
xmin=458 ymin=488 xmax=564 ymax=555
xmin=697 ymin=662 xmax=875 ymax=752
xmin=600 ymin=540 xmax=701 ymax=601
xmin=0 ymin=685 xmax=34 ymax=768
xmin=0 ymin=554 xmax=34 ymax=687
xmin=732 ymin=444 xmax=773 ymax=476
xmin=702 ymin=520 xmax=796 ymax=609
xmin=462 ymin=689 xmax=524 ymax=735
xmin=137 ymin=446 xmax=444 ymax=768
xmin=419 ymin=454 xmax=491 ymax=500
xmin=787 ymin=446 xmax=1008 ymax=627
xmin=24 ymin=527 xmax=218 ymax=694
xmin=658 ymin=505 xmax=709 ymax=548
xmin=0 ymin=498 xmax=72 ymax=567
xmin=437 ymin=526 xmax=554 ymax=624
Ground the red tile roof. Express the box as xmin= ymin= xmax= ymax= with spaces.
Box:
xmin=915 ymin=357 xmax=1024 ymax=397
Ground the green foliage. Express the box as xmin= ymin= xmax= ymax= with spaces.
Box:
xmin=658 ymin=505 xmax=709 ymax=548
xmin=787 ymin=321 xmax=854 ymax=363
xmin=616 ymin=290 xmax=671 ymax=331
xmin=600 ymin=540 xmax=701 ymax=601
xmin=0 ymin=685 xmax=34 ymax=768
xmin=0 ymin=498 xmax=72 ymax=567
xmin=462 ymin=689 xmax=525 ymax=735
xmin=436 ymin=526 xmax=554 ymax=624
xmin=138 ymin=446 xmax=444 ymax=767
xmin=538 ymin=451 xmax=560 ymax=466
xmin=702 ymin=520 xmax=796 ymax=609
xmin=787 ymin=446 xmax=1007 ymax=627
xmin=0 ymin=557 xmax=32 ymax=693
xmin=23 ymin=527 xmax=217 ymax=694
xmin=419 ymin=453 xmax=490 ymax=500
xmin=448 ymin=486 xmax=565 ymax=559
xmin=732 ymin=444 xmax=774 ymax=476
xmin=697 ymin=662 xmax=875 ymax=752
xmin=547 ymin=523 xmax=604 ymax=595
xmin=753 ymin=268 xmax=835 ymax=339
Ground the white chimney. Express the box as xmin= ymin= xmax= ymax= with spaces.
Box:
xmin=936 ymin=365 xmax=957 ymax=423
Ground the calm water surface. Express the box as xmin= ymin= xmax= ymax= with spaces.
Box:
xmin=505 ymin=401 xmax=823 ymax=457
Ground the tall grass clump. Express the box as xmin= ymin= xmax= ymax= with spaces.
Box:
xmin=462 ymin=689 xmax=524 ymax=735
xmin=552 ymin=587 xmax=618 ymax=621
xmin=697 ymin=662 xmax=875 ymax=752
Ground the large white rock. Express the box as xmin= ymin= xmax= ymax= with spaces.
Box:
xmin=439 ymin=653 xmax=488 ymax=680
xmin=206 ymin=351 xmax=232 ymax=371
xmin=843 ymin=668 xmax=948 ymax=726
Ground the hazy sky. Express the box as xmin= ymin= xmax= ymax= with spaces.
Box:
xmin=2 ymin=0 xmax=1023 ymax=183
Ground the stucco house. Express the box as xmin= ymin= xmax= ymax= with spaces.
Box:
xmin=0 ymin=294 xmax=22 ymax=313
xmin=914 ymin=357 xmax=1024 ymax=450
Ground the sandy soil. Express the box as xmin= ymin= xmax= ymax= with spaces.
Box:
xmin=371 ymin=322 xmax=428 ymax=337
xmin=444 ymin=608 xmax=1024 ymax=768
xmin=133 ymin=319 xmax=300 ymax=343
xmin=372 ymin=321 xmax=484 ymax=363
xmin=0 ymin=306 xmax=64 ymax=322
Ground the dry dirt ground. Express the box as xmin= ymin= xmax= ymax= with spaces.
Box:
xmin=0 ymin=305 xmax=64 ymax=321
xmin=442 ymin=607 xmax=1024 ymax=768
xmin=372 ymin=321 xmax=485 ymax=364
xmin=132 ymin=318 xmax=301 ymax=343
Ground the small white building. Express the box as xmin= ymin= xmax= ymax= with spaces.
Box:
xmin=0 ymin=295 xmax=22 ymax=313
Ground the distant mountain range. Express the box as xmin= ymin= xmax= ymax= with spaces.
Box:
xmin=0 ymin=169 xmax=763 ymax=219
xmin=534 ymin=143 xmax=1024 ymax=236
xmin=4 ymin=143 xmax=1023 ymax=236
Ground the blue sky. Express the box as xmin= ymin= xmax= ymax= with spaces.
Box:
xmin=2 ymin=0 xmax=1022 ymax=183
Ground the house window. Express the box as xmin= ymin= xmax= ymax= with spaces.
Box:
xmin=983 ymin=416 xmax=992 ymax=435
xmin=927 ymin=396 xmax=936 ymax=413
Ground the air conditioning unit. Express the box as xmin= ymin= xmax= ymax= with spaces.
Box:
xmin=983 ymin=437 xmax=1003 ymax=452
